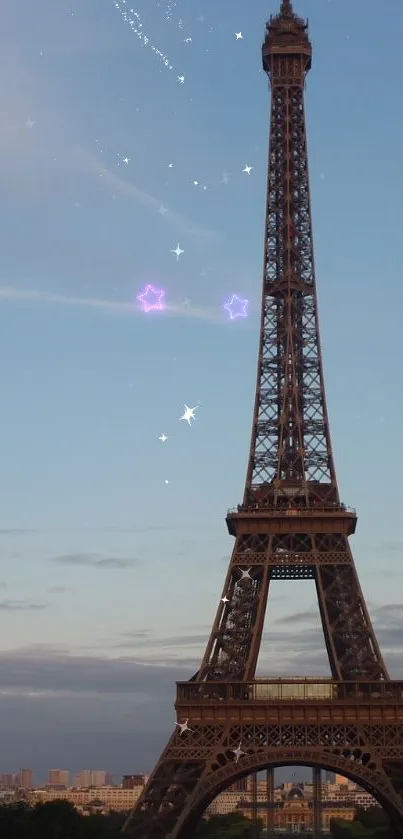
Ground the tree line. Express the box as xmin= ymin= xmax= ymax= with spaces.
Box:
xmin=0 ymin=800 xmax=393 ymax=838
xmin=329 ymin=806 xmax=392 ymax=838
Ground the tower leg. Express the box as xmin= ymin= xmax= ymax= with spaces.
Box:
xmin=266 ymin=768 xmax=274 ymax=835
xmin=251 ymin=772 xmax=259 ymax=836
xmin=312 ymin=767 xmax=322 ymax=838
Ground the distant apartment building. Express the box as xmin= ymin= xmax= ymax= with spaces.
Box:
xmin=72 ymin=770 xmax=109 ymax=787
xmin=228 ymin=778 xmax=248 ymax=793
xmin=0 ymin=774 xmax=17 ymax=789
xmin=47 ymin=770 xmax=70 ymax=787
xmin=90 ymin=771 xmax=109 ymax=787
xmin=29 ymin=785 xmax=143 ymax=812
xmin=73 ymin=770 xmax=92 ymax=787
xmin=16 ymin=769 xmax=33 ymax=789
xmin=122 ymin=775 xmax=147 ymax=790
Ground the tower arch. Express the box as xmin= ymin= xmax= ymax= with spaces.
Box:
xmin=173 ymin=752 xmax=401 ymax=839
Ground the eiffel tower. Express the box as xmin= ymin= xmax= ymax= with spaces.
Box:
xmin=124 ymin=1 xmax=403 ymax=836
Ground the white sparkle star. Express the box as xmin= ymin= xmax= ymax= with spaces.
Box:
xmin=175 ymin=719 xmax=194 ymax=735
xmin=159 ymin=434 xmax=168 ymax=443
xmin=177 ymin=75 xmax=185 ymax=84
xmin=123 ymin=156 xmax=130 ymax=165
xmin=243 ymin=164 xmax=253 ymax=175
xmin=168 ymin=163 xmax=174 ymax=168
xmin=235 ymin=32 xmax=243 ymax=40
xmin=171 ymin=243 xmax=184 ymax=261
xmin=232 ymin=743 xmax=246 ymax=763
xmin=25 ymin=119 xmax=35 ymax=129
xmin=221 ymin=595 xmax=230 ymax=604
xmin=193 ymin=180 xmax=199 ymax=186
xmin=239 ymin=568 xmax=253 ymax=581
xmin=180 ymin=404 xmax=198 ymax=426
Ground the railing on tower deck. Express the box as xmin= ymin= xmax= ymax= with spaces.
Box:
xmin=176 ymin=679 xmax=403 ymax=703
xmin=226 ymin=505 xmax=356 ymax=516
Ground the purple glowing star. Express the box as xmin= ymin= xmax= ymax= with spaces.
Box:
xmin=137 ymin=284 xmax=165 ymax=313
xmin=224 ymin=294 xmax=249 ymax=320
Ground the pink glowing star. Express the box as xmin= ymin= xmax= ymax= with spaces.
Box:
xmin=137 ymin=284 xmax=165 ymax=313
xmin=224 ymin=294 xmax=249 ymax=320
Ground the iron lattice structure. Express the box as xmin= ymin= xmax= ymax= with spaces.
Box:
xmin=123 ymin=2 xmax=403 ymax=836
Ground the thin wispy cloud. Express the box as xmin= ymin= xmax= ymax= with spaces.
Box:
xmin=0 ymin=285 xmax=233 ymax=325
xmin=53 ymin=553 xmax=138 ymax=569
xmin=0 ymin=600 xmax=47 ymax=612
xmin=275 ymin=610 xmax=318 ymax=625
xmin=76 ymin=149 xmax=219 ymax=242
xmin=0 ymin=528 xmax=36 ymax=534
xmin=119 ymin=630 xmax=152 ymax=640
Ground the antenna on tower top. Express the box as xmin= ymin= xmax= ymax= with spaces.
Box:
xmin=280 ymin=0 xmax=293 ymax=14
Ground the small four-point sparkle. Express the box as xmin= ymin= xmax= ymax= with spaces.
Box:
xmin=177 ymin=75 xmax=185 ymax=84
xmin=239 ymin=568 xmax=253 ymax=581
xmin=176 ymin=719 xmax=194 ymax=736
xmin=243 ymin=164 xmax=253 ymax=175
xmin=235 ymin=32 xmax=243 ymax=40
xmin=180 ymin=405 xmax=198 ymax=426
xmin=159 ymin=434 xmax=168 ymax=443
xmin=232 ymin=743 xmax=246 ymax=763
xmin=171 ymin=243 xmax=184 ymax=261
xmin=221 ymin=595 xmax=230 ymax=604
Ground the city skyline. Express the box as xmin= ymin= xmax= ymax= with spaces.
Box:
xmin=0 ymin=773 xmax=379 ymax=834
xmin=0 ymin=767 xmax=371 ymax=793
xmin=0 ymin=0 xmax=403 ymax=775
xmin=0 ymin=767 xmax=383 ymax=832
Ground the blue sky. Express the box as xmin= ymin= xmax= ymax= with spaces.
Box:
xmin=0 ymin=0 xmax=403 ymax=780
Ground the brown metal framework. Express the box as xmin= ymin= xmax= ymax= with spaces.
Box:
xmin=123 ymin=2 xmax=403 ymax=836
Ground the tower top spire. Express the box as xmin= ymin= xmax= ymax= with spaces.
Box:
xmin=280 ymin=0 xmax=294 ymax=15
xmin=263 ymin=0 xmax=311 ymax=78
